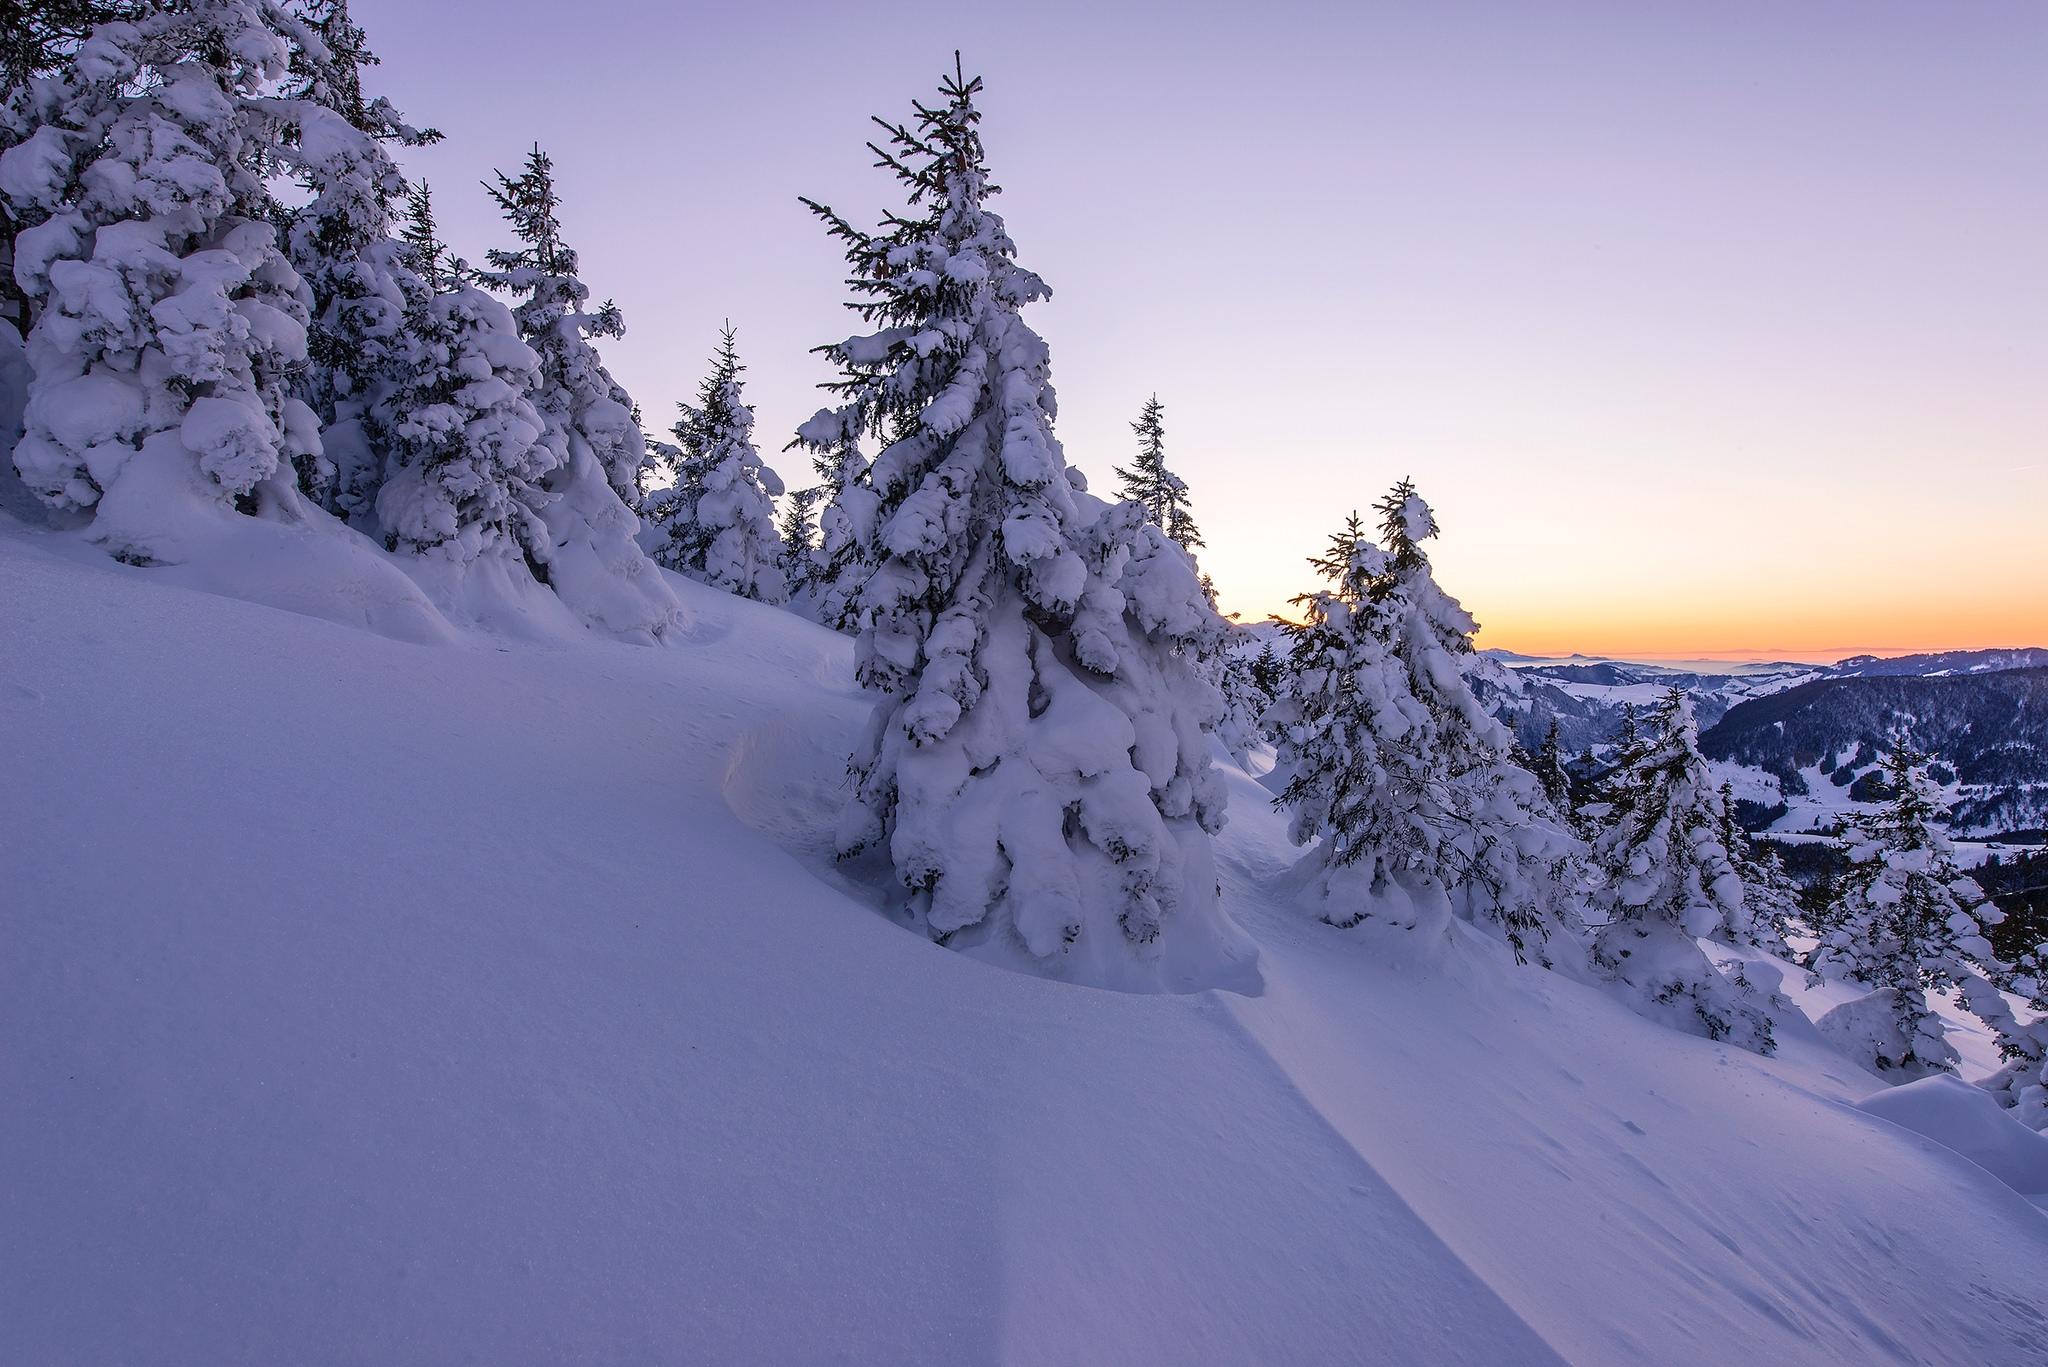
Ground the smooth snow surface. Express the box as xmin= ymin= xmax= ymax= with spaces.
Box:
xmin=6 ymin=520 xmax=2048 ymax=1366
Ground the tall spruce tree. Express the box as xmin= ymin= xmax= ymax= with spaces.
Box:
xmin=1114 ymin=394 xmax=1202 ymax=550
xmin=479 ymin=145 xmax=647 ymax=503
xmin=276 ymin=0 xmax=438 ymax=518
xmin=797 ymin=58 xmax=1249 ymax=988
xmin=1590 ymin=690 xmax=1775 ymax=1051
xmin=479 ymin=144 xmax=677 ymax=637
xmin=1267 ymin=483 xmax=1583 ymax=959
xmin=372 ymin=186 xmax=557 ymax=571
xmin=2 ymin=0 xmax=328 ymax=560
xmin=647 ymin=325 xmax=786 ymax=603
xmin=1808 ymin=745 xmax=2009 ymax=1079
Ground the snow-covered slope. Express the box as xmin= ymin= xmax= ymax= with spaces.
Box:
xmin=6 ymin=521 xmax=2048 ymax=1366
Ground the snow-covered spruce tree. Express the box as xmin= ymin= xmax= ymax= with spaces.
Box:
xmin=1980 ymin=942 xmax=2048 ymax=1130
xmin=372 ymin=186 xmax=558 ymax=574
xmin=646 ymin=325 xmax=786 ymax=603
xmin=1534 ymin=718 xmax=1572 ymax=811
xmin=794 ymin=420 xmax=877 ymax=631
xmin=1267 ymin=511 xmax=1400 ymax=877
xmin=801 ymin=58 xmax=1249 ymax=988
xmin=777 ymin=483 xmax=822 ymax=594
xmin=479 ymin=145 xmax=647 ymax=502
xmin=2 ymin=5 xmax=83 ymax=329
xmin=1109 ymin=393 xmax=1250 ymax=755
xmin=1114 ymin=393 xmax=1202 ymax=551
xmin=274 ymin=0 xmax=436 ymax=520
xmin=2 ymin=1 xmax=329 ymax=558
xmin=395 ymin=179 xmax=442 ymax=284
xmin=1250 ymin=639 xmax=1284 ymax=696
xmin=478 ymin=144 xmax=677 ymax=638
xmin=1213 ymin=634 xmax=1270 ymax=764
xmin=1598 ymin=704 xmax=1645 ymax=811
xmin=1807 ymin=744 xmax=2009 ymax=1080
xmin=1267 ymin=484 xmax=1583 ymax=960
xmin=3 ymin=2 xmax=149 ymax=336
xmin=1590 ymin=689 xmax=1775 ymax=1051
xmin=1718 ymin=781 xmax=1796 ymax=954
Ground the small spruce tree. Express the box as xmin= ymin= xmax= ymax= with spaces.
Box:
xmin=1267 ymin=483 xmax=1584 ymax=958
xmin=396 ymin=180 xmax=446 ymax=287
xmin=1717 ymin=781 xmax=1796 ymax=954
xmin=1590 ymin=689 xmax=1775 ymax=1051
xmin=1249 ymin=640 xmax=1284 ymax=697
xmin=796 ymin=424 xmax=878 ymax=631
xmin=1534 ymin=718 xmax=1573 ymax=811
xmin=647 ymin=325 xmax=786 ymax=603
xmin=1808 ymin=744 xmax=2008 ymax=1079
xmin=777 ymin=484 xmax=823 ymax=593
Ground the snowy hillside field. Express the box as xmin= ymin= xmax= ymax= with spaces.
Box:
xmin=7 ymin=521 xmax=2048 ymax=1367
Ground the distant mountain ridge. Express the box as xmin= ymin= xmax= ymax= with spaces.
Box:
xmin=1470 ymin=646 xmax=2048 ymax=839
xmin=1699 ymin=666 xmax=2048 ymax=837
xmin=1825 ymin=648 xmax=2048 ymax=678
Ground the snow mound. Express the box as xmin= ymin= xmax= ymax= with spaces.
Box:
xmin=1816 ymin=988 xmax=1945 ymax=1082
xmin=48 ymin=454 xmax=455 ymax=646
xmin=721 ymin=717 xmax=858 ymax=861
xmin=1855 ymin=1073 xmax=2048 ymax=1197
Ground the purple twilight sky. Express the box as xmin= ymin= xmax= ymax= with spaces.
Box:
xmin=351 ymin=0 xmax=2047 ymax=659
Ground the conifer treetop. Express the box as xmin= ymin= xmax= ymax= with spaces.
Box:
xmin=397 ymin=179 xmax=447 ymax=289
xmin=1114 ymin=393 xmax=1203 ymax=551
xmin=483 ymin=144 xmax=571 ymax=280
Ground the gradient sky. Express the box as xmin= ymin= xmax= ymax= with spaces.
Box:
xmin=354 ymin=0 xmax=2046 ymax=661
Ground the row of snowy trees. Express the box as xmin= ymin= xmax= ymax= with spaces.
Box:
xmin=1260 ymin=485 xmax=1784 ymax=1043
xmin=7 ymin=14 xmax=2037 ymax=1120
xmin=0 ymin=4 xmax=1231 ymax=648
xmin=1558 ymin=690 xmax=2040 ymax=1120
xmin=1 ymin=13 xmax=1252 ymax=987
xmin=1259 ymin=484 xmax=2045 ymax=1126
xmin=0 ymin=0 xmax=799 ymax=640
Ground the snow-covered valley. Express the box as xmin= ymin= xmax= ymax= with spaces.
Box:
xmin=7 ymin=522 xmax=2047 ymax=1366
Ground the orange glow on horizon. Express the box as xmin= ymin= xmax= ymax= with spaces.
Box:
xmin=1211 ymin=555 xmax=2048 ymax=666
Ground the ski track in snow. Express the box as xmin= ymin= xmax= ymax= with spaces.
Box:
xmin=5 ymin=520 xmax=2048 ymax=1366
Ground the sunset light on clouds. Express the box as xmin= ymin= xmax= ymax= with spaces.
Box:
xmin=356 ymin=0 xmax=2045 ymax=660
